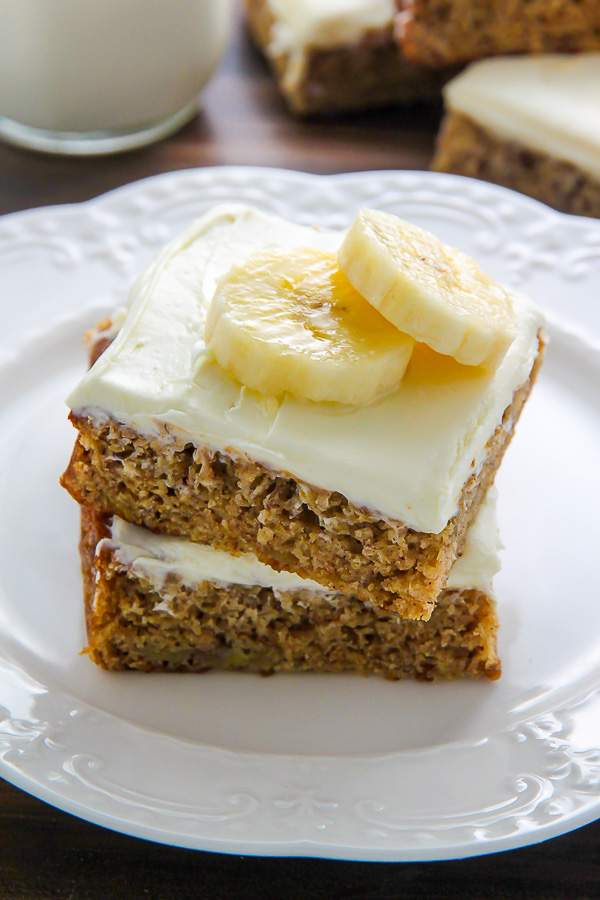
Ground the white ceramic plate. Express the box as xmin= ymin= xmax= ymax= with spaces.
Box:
xmin=1 ymin=168 xmax=600 ymax=861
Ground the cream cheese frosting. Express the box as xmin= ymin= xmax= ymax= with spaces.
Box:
xmin=444 ymin=53 xmax=600 ymax=183
xmin=263 ymin=1 xmax=396 ymax=101
xmin=67 ymin=204 xmax=543 ymax=534
xmin=106 ymin=518 xmax=329 ymax=594
xmin=105 ymin=488 xmax=501 ymax=598
xmin=267 ymin=0 xmax=395 ymax=54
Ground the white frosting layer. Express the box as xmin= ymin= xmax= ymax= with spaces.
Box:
xmin=267 ymin=0 xmax=394 ymax=53
xmin=67 ymin=204 xmax=543 ymax=534
xmin=447 ymin=487 xmax=500 ymax=592
xmin=107 ymin=519 xmax=329 ymax=594
xmin=106 ymin=488 xmax=500 ymax=598
xmin=444 ymin=54 xmax=600 ymax=182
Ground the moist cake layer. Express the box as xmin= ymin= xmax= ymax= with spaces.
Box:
xmin=66 ymin=204 xmax=543 ymax=536
xmin=82 ymin=495 xmax=501 ymax=680
xmin=442 ymin=54 xmax=600 ymax=183
xmin=105 ymin=488 xmax=501 ymax=597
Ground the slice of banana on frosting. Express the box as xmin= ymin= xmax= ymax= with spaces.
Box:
xmin=204 ymin=208 xmax=517 ymax=405
xmin=338 ymin=208 xmax=517 ymax=370
xmin=204 ymin=247 xmax=415 ymax=405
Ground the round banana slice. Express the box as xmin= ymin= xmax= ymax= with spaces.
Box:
xmin=204 ymin=247 xmax=415 ymax=405
xmin=338 ymin=208 xmax=517 ymax=369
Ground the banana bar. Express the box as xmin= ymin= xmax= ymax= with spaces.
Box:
xmin=81 ymin=490 xmax=501 ymax=680
xmin=61 ymin=204 xmax=544 ymax=621
xmin=431 ymin=54 xmax=600 ymax=219
xmin=397 ymin=0 xmax=600 ymax=67
xmin=243 ymin=0 xmax=448 ymax=115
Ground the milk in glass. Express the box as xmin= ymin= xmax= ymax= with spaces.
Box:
xmin=0 ymin=0 xmax=231 ymax=152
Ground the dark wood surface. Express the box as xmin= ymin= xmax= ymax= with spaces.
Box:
xmin=1 ymin=9 xmax=599 ymax=898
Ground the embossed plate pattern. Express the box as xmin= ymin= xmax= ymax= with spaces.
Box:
xmin=0 ymin=168 xmax=600 ymax=860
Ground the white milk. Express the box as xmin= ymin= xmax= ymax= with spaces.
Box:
xmin=0 ymin=0 xmax=231 ymax=146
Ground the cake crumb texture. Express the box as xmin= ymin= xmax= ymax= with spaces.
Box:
xmin=398 ymin=0 xmax=600 ymax=66
xmin=81 ymin=507 xmax=501 ymax=681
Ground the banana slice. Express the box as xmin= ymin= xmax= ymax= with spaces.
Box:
xmin=338 ymin=208 xmax=517 ymax=369
xmin=204 ymin=247 xmax=415 ymax=405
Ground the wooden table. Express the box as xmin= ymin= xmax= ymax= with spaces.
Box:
xmin=1 ymin=11 xmax=598 ymax=899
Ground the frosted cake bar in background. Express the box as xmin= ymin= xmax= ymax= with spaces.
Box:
xmin=432 ymin=54 xmax=600 ymax=219
xmin=244 ymin=0 xmax=449 ymax=114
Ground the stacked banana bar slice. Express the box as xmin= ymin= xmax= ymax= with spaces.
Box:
xmin=61 ymin=204 xmax=545 ymax=680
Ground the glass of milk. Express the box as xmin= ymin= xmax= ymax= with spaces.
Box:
xmin=0 ymin=0 xmax=232 ymax=155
